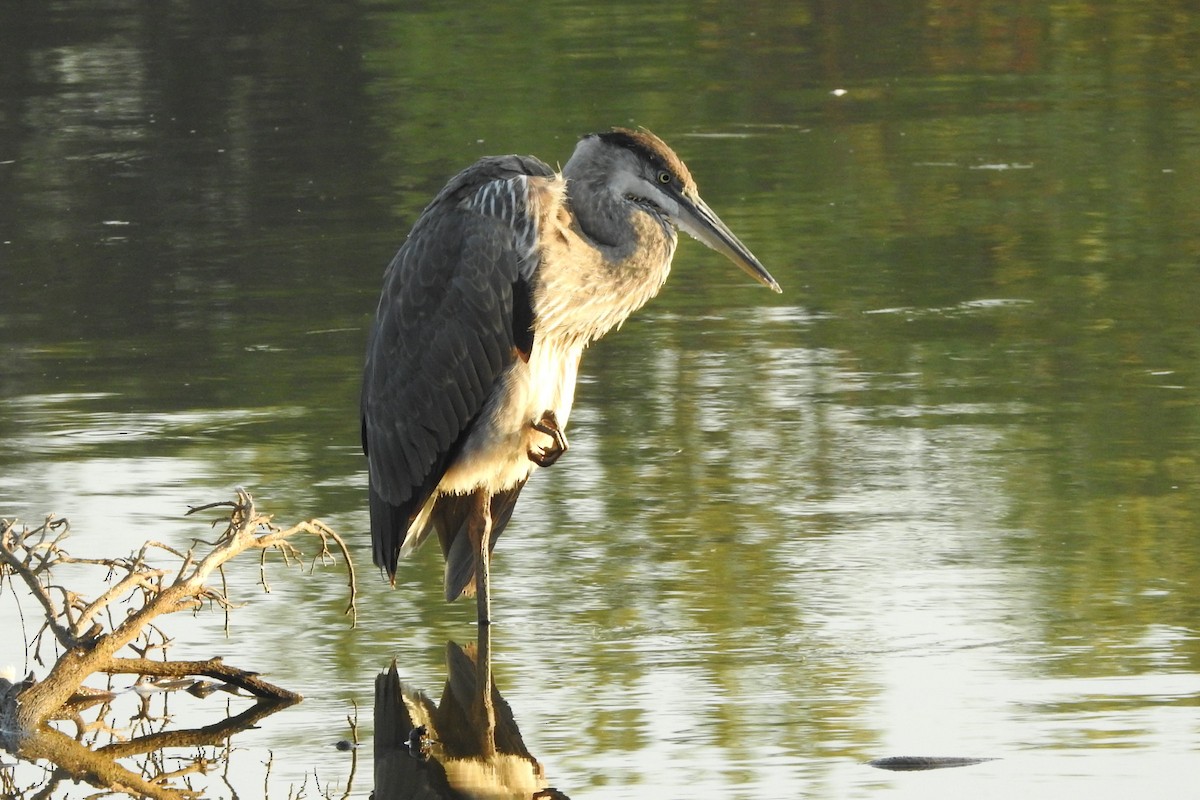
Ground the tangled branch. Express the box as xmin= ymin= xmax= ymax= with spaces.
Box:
xmin=0 ymin=489 xmax=357 ymax=798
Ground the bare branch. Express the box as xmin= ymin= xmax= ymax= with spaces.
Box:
xmin=100 ymin=657 xmax=300 ymax=702
xmin=2 ymin=490 xmax=357 ymax=797
xmin=75 ymin=570 xmax=164 ymax=637
xmin=0 ymin=525 xmax=77 ymax=650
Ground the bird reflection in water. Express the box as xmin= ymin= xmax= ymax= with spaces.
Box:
xmin=374 ymin=624 xmax=570 ymax=799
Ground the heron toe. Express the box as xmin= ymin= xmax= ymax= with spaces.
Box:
xmin=528 ymin=410 xmax=568 ymax=467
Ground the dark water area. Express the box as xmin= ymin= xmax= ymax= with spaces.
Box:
xmin=3 ymin=2 xmax=1200 ymax=798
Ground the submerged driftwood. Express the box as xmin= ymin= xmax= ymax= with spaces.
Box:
xmin=0 ymin=489 xmax=356 ymax=798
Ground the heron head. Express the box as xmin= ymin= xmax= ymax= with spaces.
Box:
xmin=569 ymin=127 xmax=781 ymax=293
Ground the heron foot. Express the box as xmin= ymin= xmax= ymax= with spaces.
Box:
xmin=528 ymin=410 xmax=568 ymax=467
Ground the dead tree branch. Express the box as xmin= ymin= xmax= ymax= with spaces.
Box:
xmin=0 ymin=489 xmax=356 ymax=797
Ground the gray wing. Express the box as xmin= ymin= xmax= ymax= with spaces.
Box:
xmin=362 ymin=155 xmax=554 ymax=578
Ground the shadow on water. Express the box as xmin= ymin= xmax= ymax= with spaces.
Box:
xmin=374 ymin=626 xmax=570 ymax=800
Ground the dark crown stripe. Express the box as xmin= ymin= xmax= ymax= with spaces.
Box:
xmin=596 ymin=127 xmax=693 ymax=187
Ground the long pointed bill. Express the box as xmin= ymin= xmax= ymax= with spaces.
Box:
xmin=673 ymin=192 xmax=782 ymax=293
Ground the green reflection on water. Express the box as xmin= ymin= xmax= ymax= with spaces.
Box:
xmin=2 ymin=1 xmax=1200 ymax=797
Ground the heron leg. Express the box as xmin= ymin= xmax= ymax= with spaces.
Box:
xmin=528 ymin=410 xmax=568 ymax=468
xmin=470 ymin=492 xmax=493 ymax=626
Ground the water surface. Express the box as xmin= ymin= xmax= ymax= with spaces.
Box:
xmin=2 ymin=2 xmax=1199 ymax=798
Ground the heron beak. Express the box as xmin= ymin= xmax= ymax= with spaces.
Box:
xmin=674 ymin=192 xmax=782 ymax=293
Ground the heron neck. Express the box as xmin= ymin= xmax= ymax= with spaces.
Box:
xmin=564 ymin=174 xmax=676 ymax=267
xmin=561 ymin=176 xmax=631 ymax=255
xmin=534 ymin=175 xmax=676 ymax=344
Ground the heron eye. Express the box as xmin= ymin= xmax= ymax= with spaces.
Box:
xmin=657 ymin=171 xmax=672 ymax=185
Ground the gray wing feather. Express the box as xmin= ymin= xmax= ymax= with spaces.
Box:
xmin=363 ymin=155 xmax=555 ymax=577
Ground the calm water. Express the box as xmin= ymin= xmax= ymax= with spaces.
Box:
xmin=3 ymin=2 xmax=1200 ymax=798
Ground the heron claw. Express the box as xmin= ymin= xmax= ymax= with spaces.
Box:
xmin=528 ymin=410 xmax=568 ymax=467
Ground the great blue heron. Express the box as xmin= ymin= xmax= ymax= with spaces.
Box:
xmin=362 ymin=127 xmax=780 ymax=624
